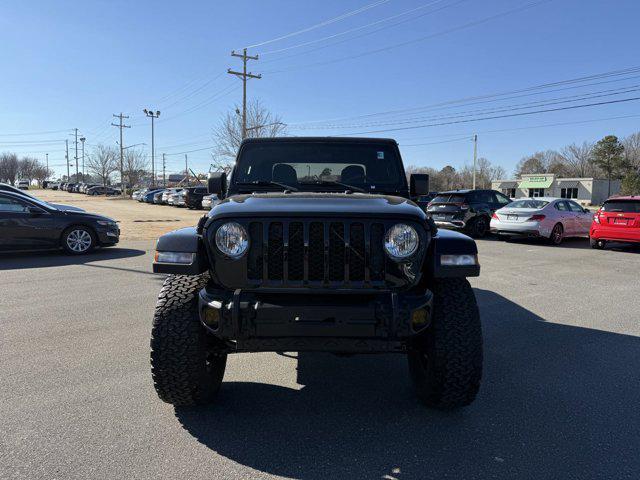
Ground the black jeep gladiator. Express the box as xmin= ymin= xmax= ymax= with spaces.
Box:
xmin=150 ymin=137 xmax=482 ymax=409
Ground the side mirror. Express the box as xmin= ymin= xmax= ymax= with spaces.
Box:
xmin=410 ymin=174 xmax=429 ymax=197
xmin=208 ymin=172 xmax=227 ymax=196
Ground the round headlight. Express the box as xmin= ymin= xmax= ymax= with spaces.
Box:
xmin=384 ymin=223 xmax=419 ymax=259
xmin=215 ymin=222 xmax=248 ymax=258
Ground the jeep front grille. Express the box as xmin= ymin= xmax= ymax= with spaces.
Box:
xmin=246 ymin=220 xmax=386 ymax=286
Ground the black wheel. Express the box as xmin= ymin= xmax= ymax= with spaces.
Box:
xmin=62 ymin=226 xmax=95 ymax=254
xmin=408 ymin=278 xmax=483 ymax=409
xmin=590 ymin=237 xmax=606 ymax=249
xmin=548 ymin=223 xmax=564 ymax=245
xmin=150 ymin=274 xmax=227 ymax=406
xmin=467 ymin=216 xmax=489 ymax=238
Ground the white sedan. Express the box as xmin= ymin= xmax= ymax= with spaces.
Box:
xmin=490 ymin=197 xmax=593 ymax=245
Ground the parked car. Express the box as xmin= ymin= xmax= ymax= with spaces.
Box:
xmin=132 ymin=188 xmax=147 ymax=201
xmin=425 ymin=189 xmax=512 ymax=238
xmin=160 ymin=188 xmax=183 ymax=205
xmin=184 ymin=186 xmax=209 ymax=209
xmin=414 ymin=192 xmax=438 ymax=211
xmin=80 ymin=183 xmax=99 ymax=193
xmin=142 ymin=189 xmax=164 ymax=203
xmin=17 ymin=180 xmax=30 ymax=190
xmin=590 ymin=196 xmax=640 ymax=249
xmin=66 ymin=183 xmax=76 ymax=192
xmin=169 ymin=190 xmax=186 ymax=207
xmin=201 ymin=194 xmax=220 ymax=209
xmin=87 ymin=186 xmax=121 ymax=196
xmin=490 ymin=198 xmax=592 ymax=245
xmin=0 ymin=183 xmax=85 ymax=212
xmin=152 ymin=190 xmax=167 ymax=204
xmin=0 ymin=191 xmax=119 ymax=254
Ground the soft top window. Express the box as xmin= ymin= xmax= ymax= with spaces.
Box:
xmin=602 ymin=200 xmax=640 ymax=213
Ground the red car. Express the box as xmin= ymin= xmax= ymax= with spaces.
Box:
xmin=590 ymin=196 xmax=640 ymax=249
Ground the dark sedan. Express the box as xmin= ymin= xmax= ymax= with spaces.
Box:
xmin=142 ymin=188 xmax=165 ymax=203
xmin=0 ymin=191 xmax=120 ymax=254
xmin=87 ymin=186 xmax=121 ymax=196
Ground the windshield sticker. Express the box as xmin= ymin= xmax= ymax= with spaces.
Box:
xmin=377 ymin=151 xmax=384 ymax=159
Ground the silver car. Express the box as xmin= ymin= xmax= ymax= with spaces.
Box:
xmin=490 ymin=197 xmax=593 ymax=245
xmin=201 ymin=194 xmax=220 ymax=209
xmin=161 ymin=188 xmax=183 ymax=205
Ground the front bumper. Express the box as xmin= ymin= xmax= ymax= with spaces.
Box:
xmin=198 ymin=287 xmax=433 ymax=352
xmin=96 ymin=225 xmax=120 ymax=245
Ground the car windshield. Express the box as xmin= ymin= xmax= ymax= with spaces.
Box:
xmin=431 ymin=194 xmax=466 ymax=204
xmin=507 ymin=200 xmax=549 ymax=209
xmin=231 ymin=142 xmax=406 ymax=193
xmin=602 ymin=200 xmax=640 ymax=213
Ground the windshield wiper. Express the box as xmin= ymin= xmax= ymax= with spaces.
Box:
xmin=236 ymin=180 xmax=299 ymax=192
xmin=300 ymin=180 xmax=366 ymax=193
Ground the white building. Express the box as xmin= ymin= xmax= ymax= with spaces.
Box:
xmin=492 ymin=174 xmax=621 ymax=206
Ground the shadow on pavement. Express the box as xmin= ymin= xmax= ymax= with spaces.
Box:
xmin=0 ymin=247 xmax=147 ymax=270
xmin=175 ymin=289 xmax=640 ymax=480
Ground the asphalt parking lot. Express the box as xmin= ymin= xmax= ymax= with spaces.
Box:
xmin=1 ymin=238 xmax=639 ymax=480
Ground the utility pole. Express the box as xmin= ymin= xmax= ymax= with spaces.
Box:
xmin=228 ymin=48 xmax=261 ymax=139
xmin=79 ymin=137 xmax=86 ymax=182
xmin=65 ymin=139 xmax=70 ymax=181
xmin=162 ymin=153 xmax=166 ymax=187
xmin=143 ymin=109 xmax=160 ymax=188
xmin=472 ymin=134 xmax=478 ymax=190
xmin=184 ymin=154 xmax=190 ymax=185
xmin=45 ymin=153 xmax=49 ymax=175
xmin=74 ymin=128 xmax=79 ymax=181
xmin=112 ymin=113 xmax=131 ymax=196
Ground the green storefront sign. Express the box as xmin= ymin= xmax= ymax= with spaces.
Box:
xmin=518 ymin=176 xmax=554 ymax=189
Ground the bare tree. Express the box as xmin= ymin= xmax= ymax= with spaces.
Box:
xmin=0 ymin=152 xmax=20 ymax=185
xmin=33 ymin=164 xmax=52 ymax=187
xmin=123 ymin=148 xmax=149 ymax=188
xmin=213 ymin=99 xmax=287 ymax=167
xmin=18 ymin=156 xmax=40 ymax=184
xmin=560 ymin=142 xmax=595 ymax=177
xmin=622 ymin=132 xmax=640 ymax=170
xmin=87 ymin=145 xmax=118 ymax=186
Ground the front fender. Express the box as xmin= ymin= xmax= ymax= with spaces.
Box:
xmin=427 ymin=229 xmax=480 ymax=278
xmin=152 ymin=227 xmax=209 ymax=275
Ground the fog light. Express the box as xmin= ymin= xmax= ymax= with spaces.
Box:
xmin=440 ymin=254 xmax=478 ymax=266
xmin=202 ymin=306 xmax=220 ymax=329
xmin=411 ymin=309 xmax=429 ymax=330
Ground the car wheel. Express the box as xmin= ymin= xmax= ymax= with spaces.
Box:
xmin=408 ymin=278 xmax=483 ymax=409
xmin=548 ymin=223 xmax=564 ymax=245
xmin=62 ymin=226 xmax=95 ymax=254
xmin=468 ymin=216 xmax=489 ymax=238
xmin=590 ymin=237 xmax=606 ymax=249
xmin=150 ymin=273 xmax=227 ymax=406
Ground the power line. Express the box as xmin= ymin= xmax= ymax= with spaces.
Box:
xmin=333 ymin=96 xmax=640 ymax=136
xmin=0 ymin=128 xmax=71 ymax=137
xmin=263 ymin=0 xmax=556 ymax=74
xmin=260 ymin=0 xmax=457 ymax=56
xmin=244 ymin=0 xmax=391 ymax=49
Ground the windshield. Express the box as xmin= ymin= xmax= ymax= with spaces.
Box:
xmin=231 ymin=142 xmax=406 ymax=193
xmin=508 ymin=199 xmax=549 ymax=209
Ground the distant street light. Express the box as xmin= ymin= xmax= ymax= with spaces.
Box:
xmin=143 ymin=109 xmax=160 ymax=187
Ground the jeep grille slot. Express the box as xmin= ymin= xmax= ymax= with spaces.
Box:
xmin=246 ymin=219 xmax=387 ymax=287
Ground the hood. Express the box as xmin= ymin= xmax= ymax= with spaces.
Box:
xmin=210 ymin=192 xmax=426 ymax=220
xmin=49 ymin=203 xmax=85 ymax=212
xmin=62 ymin=210 xmax=116 ymax=223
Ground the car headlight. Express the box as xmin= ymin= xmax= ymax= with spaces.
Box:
xmin=215 ymin=222 xmax=248 ymax=258
xmin=384 ymin=223 xmax=419 ymax=259
xmin=97 ymin=220 xmax=117 ymax=227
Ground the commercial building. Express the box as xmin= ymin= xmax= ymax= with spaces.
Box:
xmin=492 ymin=174 xmax=621 ymax=206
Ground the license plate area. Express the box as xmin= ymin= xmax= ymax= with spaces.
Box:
xmin=507 ymin=214 xmax=518 ymax=221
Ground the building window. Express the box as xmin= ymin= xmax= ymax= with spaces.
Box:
xmin=502 ymin=188 xmax=516 ymax=198
xmin=561 ymin=187 xmax=578 ymax=199
xmin=529 ymin=188 xmax=545 ymax=197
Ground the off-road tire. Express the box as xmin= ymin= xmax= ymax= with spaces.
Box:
xmin=408 ymin=278 xmax=483 ymax=409
xmin=467 ymin=216 xmax=489 ymax=238
xmin=590 ymin=237 xmax=606 ymax=249
xmin=150 ymin=273 xmax=227 ymax=406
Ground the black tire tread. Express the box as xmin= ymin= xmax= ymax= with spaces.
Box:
xmin=150 ymin=273 xmax=226 ymax=406
xmin=409 ymin=278 xmax=483 ymax=409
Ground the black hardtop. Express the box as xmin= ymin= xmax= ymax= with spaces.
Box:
xmin=239 ymin=136 xmax=398 ymax=146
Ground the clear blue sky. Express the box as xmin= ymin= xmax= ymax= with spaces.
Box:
xmin=1 ymin=0 xmax=639 ymax=179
